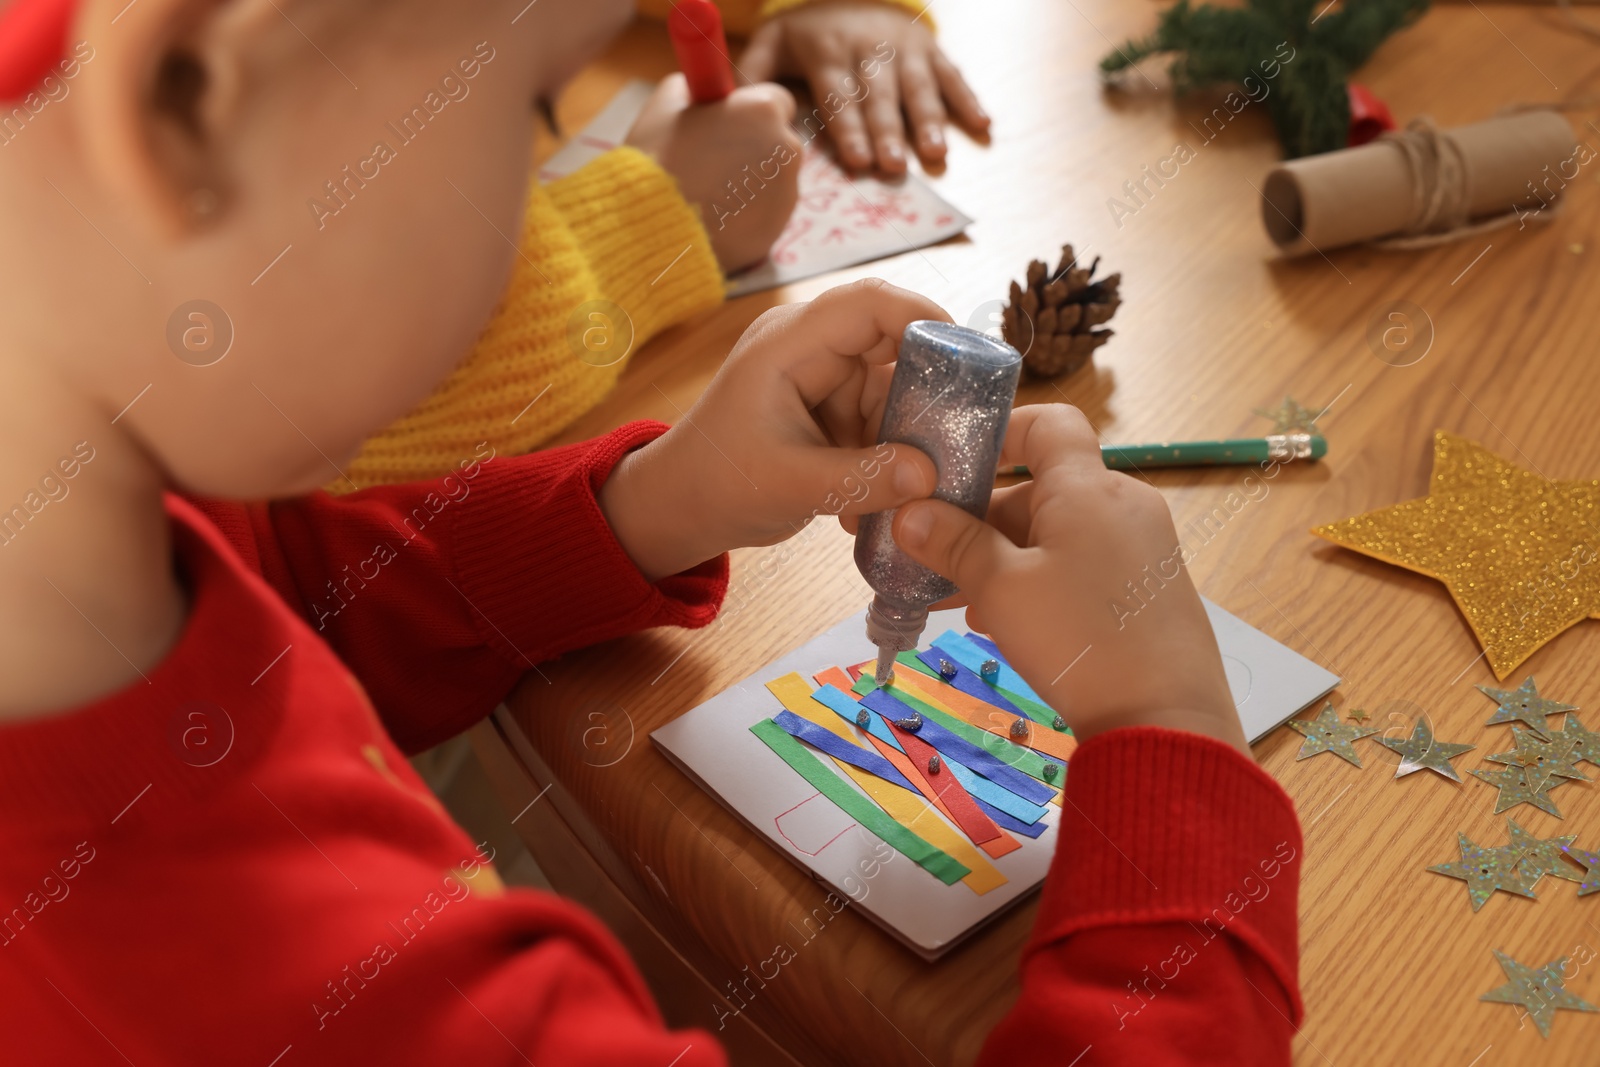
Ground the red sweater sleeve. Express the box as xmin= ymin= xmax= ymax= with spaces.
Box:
xmin=977 ymin=728 xmax=1303 ymax=1066
xmin=189 ymin=421 xmax=727 ymax=754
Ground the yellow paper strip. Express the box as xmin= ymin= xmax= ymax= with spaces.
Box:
xmin=765 ymin=673 xmax=1008 ymax=896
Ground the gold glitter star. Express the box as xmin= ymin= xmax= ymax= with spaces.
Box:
xmin=1311 ymin=432 xmax=1600 ymax=679
xmin=1504 ymin=818 xmax=1582 ymax=887
xmin=1470 ymin=763 xmax=1568 ymax=818
xmin=1374 ymin=717 xmax=1474 ymax=781
xmin=1348 ymin=707 xmax=1370 ymax=723
xmin=1255 ymin=395 xmax=1323 ymax=434
xmin=1486 ymin=725 xmax=1589 ymax=793
xmin=1427 ymin=832 xmax=1538 ymax=911
xmin=1478 ymin=677 xmax=1577 ymax=740
xmin=1480 ymin=950 xmax=1599 ymax=1039
xmin=1285 ymin=703 xmax=1378 ymax=767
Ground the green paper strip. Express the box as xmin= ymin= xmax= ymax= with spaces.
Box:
xmin=750 ymin=718 xmax=970 ymax=886
xmin=996 ymin=685 xmax=1070 ymax=732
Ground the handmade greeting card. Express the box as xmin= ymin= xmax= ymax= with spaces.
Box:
xmin=652 ymin=600 xmax=1338 ymax=958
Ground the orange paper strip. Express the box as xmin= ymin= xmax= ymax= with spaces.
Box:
xmin=888 ymin=667 xmax=1078 ymax=765
xmin=864 ymin=734 xmax=1021 ymax=860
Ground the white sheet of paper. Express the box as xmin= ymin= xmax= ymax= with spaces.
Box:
xmin=651 ymin=599 xmax=1337 ymax=959
xmin=539 ymin=81 xmax=972 ymax=297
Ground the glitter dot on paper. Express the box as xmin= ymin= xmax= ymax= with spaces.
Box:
xmin=979 ymin=658 xmax=1000 ymax=682
xmin=937 ymin=658 xmax=959 ymax=680
xmin=1042 ymin=763 xmax=1060 ymax=781
xmin=855 ymin=709 xmax=871 ymax=728
xmin=1051 ymin=714 xmax=1068 ymax=731
xmin=894 ymin=712 xmax=923 ymax=733
xmin=1009 ymin=717 xmax=1030 ymax=740
xmin=928 ymin=755 xmax=941 ymax=774
xmin=1312 ymin=432 xmax=1600 ymax=680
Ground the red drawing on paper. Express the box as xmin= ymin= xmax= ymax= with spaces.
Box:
xmin=774 ymin=791 xmax=857 ymax=857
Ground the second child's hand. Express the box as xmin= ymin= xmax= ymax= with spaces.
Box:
xmin=741 ymin=2 xmax=990 ymax=175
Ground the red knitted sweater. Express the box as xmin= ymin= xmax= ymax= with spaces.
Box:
xmin=0 ymin=421 xmax=1302 ymax=1064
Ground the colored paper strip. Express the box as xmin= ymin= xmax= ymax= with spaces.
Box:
xmin=772 ymin=710 xmax=917 ymax=792
xmin=862 ymin=733 xmax=1022 ymax=859
xmin=750 ymin=719 xmax=970 ymax=885
xmin=813 ymin=666 xmax=857 ymax=692
xmin=887 ymin=671 xmax=1076 ymax=771
xmin=948 ymin=633 xmax=1070 ymax=728
xmin=935 ymin=630 xmax=1042 ymax=703
xmin=915 ymin=648 xmax=1029 ymax=718
xmin=887 ymin=720 xmax=1002 ymax=846
xmin=764 ymin=674 xmax=1008 ymax=893
xmin=862 ymin=689 xmax=1057 ymax=807
xmin=815 ymin=685 xmax=1046 ymax=825
xmin=859 ymin=661 xmax=1077 ymax=768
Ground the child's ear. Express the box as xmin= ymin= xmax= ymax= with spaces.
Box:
xmin=72 ymin=0 xmax=263 ymax=239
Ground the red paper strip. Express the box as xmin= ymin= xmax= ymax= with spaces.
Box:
xmin=863 ymin=734 xmax=1020 ymax=859
xmin=888 ymin=721 xmax=1004 ymax=847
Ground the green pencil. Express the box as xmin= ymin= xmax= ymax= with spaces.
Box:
xmin=999 ymin=432 xmax=1327 ymax=475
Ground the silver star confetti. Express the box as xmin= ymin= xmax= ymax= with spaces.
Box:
xmin=1559 ymin=845 xmax=1600 ymax=897
xmin=1285 ymin=704 xmax=1378 ymax=767
xmin=1374 ymin=717 xmax=1474 ymax=781
xmin=1505 ymin=818 xmax=1582 ymax=887
xmin=1552 ymin=714 xmax=1600 ymax=767
xmin=1254 ymin=395 xmax=1323 ymax=434
xmin=1470 ymin=763 xmax=1568 ymax=818
xmin=1486 ymin=726 xmax=1588 ymax=793
xmin=1480 ymin=949 xmax=1598 ymax=1038
xmin=1478 ymin=677 xmax=1576 ymax=740
xmin=1427 ymin=832 xmax=1538 ymax=911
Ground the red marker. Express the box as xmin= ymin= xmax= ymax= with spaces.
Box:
xmin=668 ymin=0 xmax=735 ymax=104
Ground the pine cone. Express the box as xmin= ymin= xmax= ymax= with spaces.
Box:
xmin=1002 ymin=246 xmax=1121 ymax=378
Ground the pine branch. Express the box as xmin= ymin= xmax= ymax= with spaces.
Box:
xmin=1100 ymin=0 xmax=1432 ymax=158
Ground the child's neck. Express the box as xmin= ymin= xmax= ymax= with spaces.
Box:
xmin=0 ymin=362 xmax=186 ymax=721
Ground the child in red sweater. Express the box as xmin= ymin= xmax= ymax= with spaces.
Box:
xmin=0 ymin=2 xmax=1301 ymax=1065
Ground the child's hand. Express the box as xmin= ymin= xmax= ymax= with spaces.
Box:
xmin=890 ymin=405 xmax=1248 ymax=753
xmin=625 ymin=74 xmax=803 ymax=273
xmin=741 ymin=1 xmax=989 ymax=175
xmin=599 ymin=279 xmax=941 ymax=582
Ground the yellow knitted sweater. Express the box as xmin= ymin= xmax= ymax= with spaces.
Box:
xmin=342 ymin=0 xmax=929 ymax=490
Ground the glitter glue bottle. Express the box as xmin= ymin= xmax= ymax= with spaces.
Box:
xmin=855 ymin=321 xmax=1022 ymax=687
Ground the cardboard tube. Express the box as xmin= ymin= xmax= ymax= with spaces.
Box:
xmin=1261 ymin=112 xmax=1577 ymax=255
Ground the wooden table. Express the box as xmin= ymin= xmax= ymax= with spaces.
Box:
xmin=474 ymin=4 xmax=1600 ymax=1063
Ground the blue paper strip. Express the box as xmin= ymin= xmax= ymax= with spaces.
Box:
xmin=937 ymin=630 xmax=1045 ymax=704
xmin=770 ymin=711 xmax=919 ymax=793
xmin=862 ymin=689 xmax=1057 ymax=806
xmin=915 ymin=648 xmax=1028 ymax=718
xmin=813 ymin=685 xmax=1049 ymax=824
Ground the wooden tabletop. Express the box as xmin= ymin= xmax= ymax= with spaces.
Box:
xmin=500 ymin=4 xmax=1600 ymax=1064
